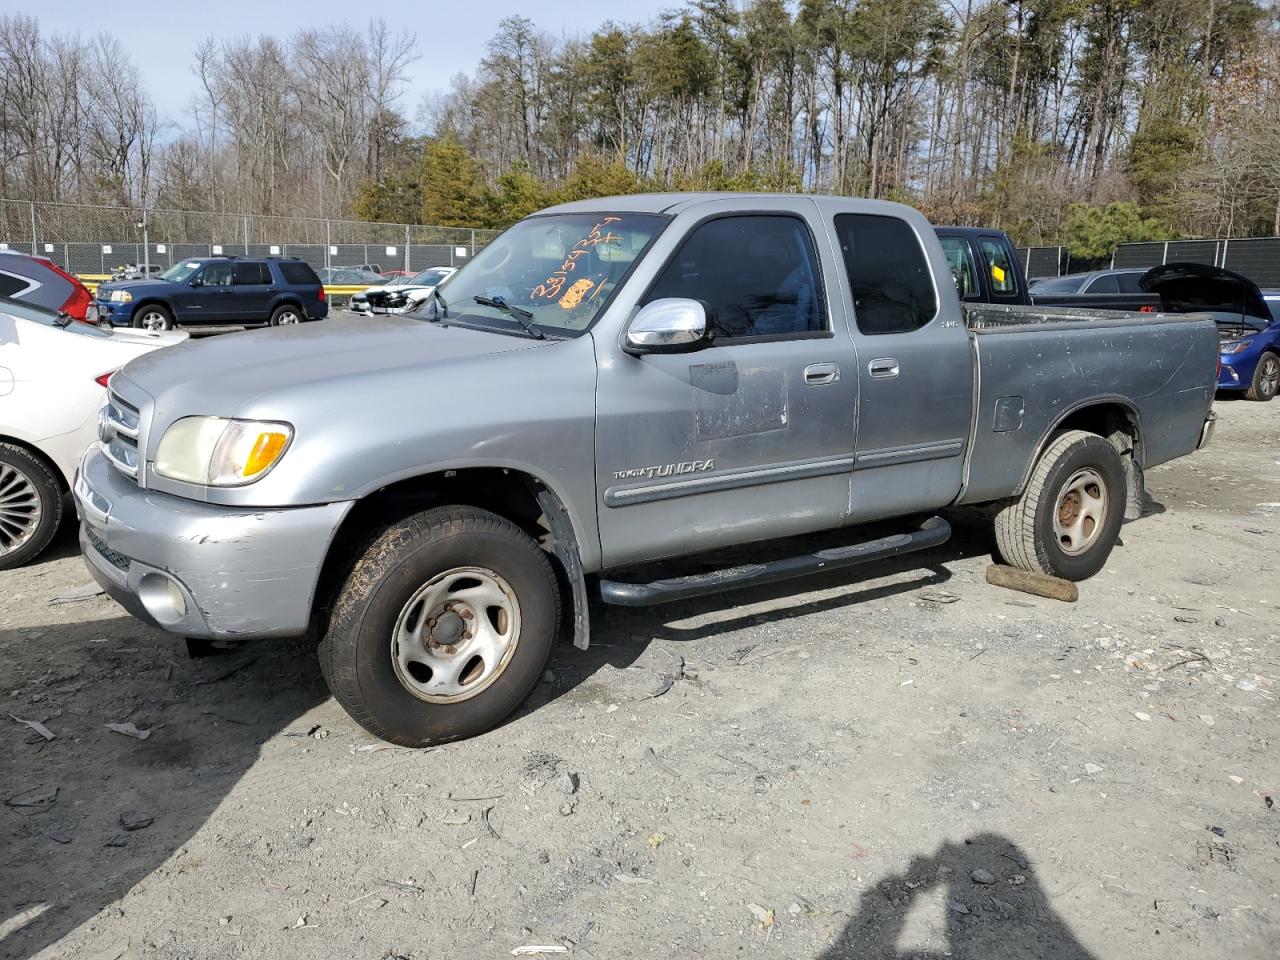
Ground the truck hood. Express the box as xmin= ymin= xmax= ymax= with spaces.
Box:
xmin=115 ymin=315 xmax=549 ymax=417
xmin=1140 ymin=263 xmax=1271 ymax=321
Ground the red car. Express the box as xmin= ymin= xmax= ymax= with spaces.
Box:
xmin=380 ymin=270 xmax=415 ymax=281
xmin=0 ymin=250 xmax=97 ymax=323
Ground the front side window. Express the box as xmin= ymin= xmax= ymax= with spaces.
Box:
xmin=200 ymin=262 xmax=233 ymax=287
xmin=645 ymin=215 xmax=826 ymax=339
xmin=979 ymin=238 xmax=1018 ymax=297
xmin=424 ymin=213 xmax=667 ymax=336
xmin=938 ymin=236 xmax=979 ymax=299
xmin=161 ymin=261 xmax=201 ymax=283
xmin=835 ymin=213 xmax=937 ymax=335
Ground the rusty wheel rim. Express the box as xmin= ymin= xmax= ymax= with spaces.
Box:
xmin=1052 ymin=467 xmax=1108 ymax=556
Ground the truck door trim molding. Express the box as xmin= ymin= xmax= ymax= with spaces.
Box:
xmin=853 ymin=438 xmax=966 ymax=470
xmin=603 ymin=455 xmax=855 ymax=508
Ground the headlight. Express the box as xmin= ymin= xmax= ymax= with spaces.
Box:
xmin=110 ymin=290 xmax=133 ymax=303
xmin=1221 ymin=339 xmax=1253 ymax=354
xmin=154 ymin=417 xmax=293 ymax=486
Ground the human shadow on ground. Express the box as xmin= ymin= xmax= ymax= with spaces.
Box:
xmin=821 ymin=833 xmax=1097 ymax=960
xmin=0 ymin=612 xmax=329 ymax=960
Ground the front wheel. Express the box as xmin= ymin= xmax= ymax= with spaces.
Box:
xmin=131 ymin=304 xmax=173 ymax=332
xmin=318 ymin=506 xmax=561 ymax=747
xmin=992 ymin=430 xmax=1126 ymax=581
xmin=1244 ymin=353 xmax=1279 ymax=402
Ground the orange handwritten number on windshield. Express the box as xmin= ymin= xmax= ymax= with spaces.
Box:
xmin=532 ymin=217 xmax=624 ymax=301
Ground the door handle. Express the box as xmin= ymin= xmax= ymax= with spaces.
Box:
xmin=869 ymin=358 xmax=900 ymax=379
xmin=804 ymin=362 xmax=840 ymax=385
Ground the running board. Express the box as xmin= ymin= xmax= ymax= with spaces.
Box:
xmin=598 ymin=515 xmax=952 ymax=607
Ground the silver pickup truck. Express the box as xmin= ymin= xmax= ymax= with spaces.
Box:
xmin=76 ymin=194 xmax=1218 ymax=746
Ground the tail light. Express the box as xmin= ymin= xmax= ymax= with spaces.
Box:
xmin=1216 ymin=355 xmax=1222 ymax=380
xmin=317 ymin=287 xmax=327 ymax=302
xmin=38 ymin=257 xmax=92 ymax=321
xmin=95 ymin=372 xmax=114 ymax=388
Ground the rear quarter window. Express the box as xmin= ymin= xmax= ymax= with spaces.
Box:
xmin=278 ymin=261 xmax=320 ymax=285
xmin=834 ymin=213 xmax=937 ymax=335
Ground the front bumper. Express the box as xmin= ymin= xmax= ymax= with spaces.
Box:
xmin=95 ymin=299 xmax=132 ymax=326
xmin=74 ymin=445 xmax=352 ymax=640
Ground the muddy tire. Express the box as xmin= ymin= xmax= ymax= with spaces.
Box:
xmin=0 ymin=443 xmax=63 ymax=571
xmin=318 ymin=506 xmax=560 ymax=747
xmin=1244 ymin=352 xmax=1279 ymax=402
xmin=992 ymin=430 xmax=1125 ymax=581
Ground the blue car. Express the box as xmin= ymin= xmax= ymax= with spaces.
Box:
xmin=95 ymin=256 xmax=328 ymax=332
xmin=1141 ymin=264 xmax=1280 ymax=402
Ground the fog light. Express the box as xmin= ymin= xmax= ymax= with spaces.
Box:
xmin=138 ymin=572 xmax=188 ymax=625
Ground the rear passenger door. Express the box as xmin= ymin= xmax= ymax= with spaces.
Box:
xmin=832 ymin=213 xmax=974 ymax=521
xmin=232 ymin=261 xmax=274 ymax=321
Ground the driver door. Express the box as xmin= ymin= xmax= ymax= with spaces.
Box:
xmin=174 ymin=261 xmax=234 ymax=324
xmin=593 ymin=204 xmax=858 ymax=568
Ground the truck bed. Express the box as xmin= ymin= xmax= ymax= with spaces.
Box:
xmin=957 ymin=302 xmax=1218 ymax=506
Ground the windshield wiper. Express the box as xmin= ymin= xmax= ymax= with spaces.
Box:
xmin=53 ymin=311 xmax=75 ymax=328
xmin=473 ymin=295 xmax=544 ymax=339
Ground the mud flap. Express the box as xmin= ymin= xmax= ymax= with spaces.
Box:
xmin=534 ymin=486 xmax=591 ymax=650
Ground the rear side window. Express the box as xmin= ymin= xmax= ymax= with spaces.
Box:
xmin=278 ymin=261 xmax=320 ymax=285
xmin=1087 ymin=274 xmax=1119 ymax=294
xmin=1116 ymin=272 xmax=1144 ymax=293
xmin=646 ymin=215 xmax=826 ymax=340
xmin=834 ymin=214 xmax=937 ymax=335
xmin=233 ymin=262 xmax=271 ymax=285
xmin=938 ymin=236 xmax=978 ymax=299
xmin=979 ymin=238 xmax=1019 ymax=298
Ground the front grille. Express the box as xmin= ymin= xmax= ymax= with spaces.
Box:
xmin=104 ymin=391 xmax=142 ymax=483
xmin=87 ymin=527 xmax=130 ymax=571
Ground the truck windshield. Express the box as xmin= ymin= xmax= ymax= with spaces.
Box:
xmin=422 ymin=213 xmax=668 ymax=336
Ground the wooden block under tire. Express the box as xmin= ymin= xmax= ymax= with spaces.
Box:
xmin=985 ymin=563 xmax=1079 ymax=603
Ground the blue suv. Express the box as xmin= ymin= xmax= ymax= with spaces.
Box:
xmin=95 ymin=256 xmax=328 ymax=331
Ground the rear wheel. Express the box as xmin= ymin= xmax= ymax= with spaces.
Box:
xmin=270 ymin=304 xmax=302 ymax=326
xmin=1244 ymin=352 xmax=1279 ymax=402
xmin=992 ymin=430 xmax=1125 ymax=581
xmin=318 ymin=506 xmax=560 ymax=747
xmin=131 ymin=304 xmax=173 ymax=332
xmin=0 ymin=444 xmax=63 ymax=570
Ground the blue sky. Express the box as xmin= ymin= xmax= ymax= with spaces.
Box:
xmin=34 ymin=0 xmax=674 ymax=123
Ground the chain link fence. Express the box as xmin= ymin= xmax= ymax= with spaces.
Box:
xmin=0 ymin=198 xmax=501 ymax=279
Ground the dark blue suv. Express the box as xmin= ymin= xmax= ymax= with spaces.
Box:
xmin=95 ymin=256 xmax=328 ymax=331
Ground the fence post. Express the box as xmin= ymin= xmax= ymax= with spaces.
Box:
xmin=142 ymin=209 xmax=150 ymax=275
xmin=29 ymin=201 xmax=37 ymax=254
xmin=325 ymin=220 xmax=331 ymax=270
xmin=404 ymin=225 xmax=411 ymax=272
xmin=1161 ymin=240 xmax=1168 ymax=265
xmin=470 ymin=228 xmax=476 ymax=257
xmin=1221 ymin=238 xmax=1229 ymax=270
xmin=243 ymin=215 xmax=249 ymax=255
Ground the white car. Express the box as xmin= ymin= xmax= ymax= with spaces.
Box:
xmin=349 ymin=266 xmax=456 ymax=315
xmin=0 ymin=298 xmax=186 ymax=568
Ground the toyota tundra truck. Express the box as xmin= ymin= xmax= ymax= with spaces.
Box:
xmin=76 ymin=194 xmax=1219 ymax=746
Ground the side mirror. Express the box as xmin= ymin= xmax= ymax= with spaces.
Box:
xmin=189 ymin=277 xmax=202 ymax=287
xmin=624 ymin=298 xmax=710 ymax=355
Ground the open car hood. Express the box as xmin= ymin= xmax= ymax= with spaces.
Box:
xmin=1140 ymin=263 xmax=1271 ymax=321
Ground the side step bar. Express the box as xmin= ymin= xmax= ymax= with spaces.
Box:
xmin=598 ymin=515 xmax=951 ymax=607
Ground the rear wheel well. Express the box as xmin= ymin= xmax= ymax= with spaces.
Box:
xmin=0 ymin=434 xmax=68 ymax=490
xmin=1041 ymin=402 xmax=1144 ymax=519
xmin=311 ymin=468 xmax=572 ymax=639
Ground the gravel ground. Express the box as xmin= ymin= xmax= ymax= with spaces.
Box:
xmin=2 ymin=399 xmax=1277 ymax=960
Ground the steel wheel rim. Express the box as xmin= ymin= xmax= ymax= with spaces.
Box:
xmin=276 ymin=311 xmax=300 ymax=325
xmin=139 ymin=310 xmax=166 ymax=331
xmin=1052 ymin=467 xmax=1108 ymax=556
xmin=0 ymin=463 xmax=42 ymax=557
xmin=390 ymin=565 xmax=521 ymax=704
xmin=1262 ymin=357 xmax=1279 ymax=396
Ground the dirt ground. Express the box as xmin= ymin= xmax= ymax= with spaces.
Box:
xmin=2 ymin=399 xmax=1277 ymax=960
